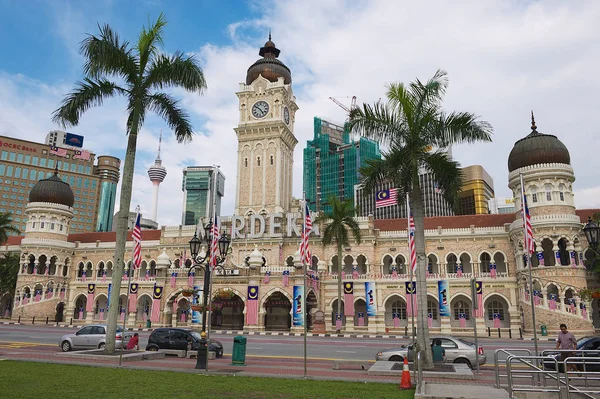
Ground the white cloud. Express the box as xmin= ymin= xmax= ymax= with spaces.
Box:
xmin=2 ymin=0 xmax=600 ymax=230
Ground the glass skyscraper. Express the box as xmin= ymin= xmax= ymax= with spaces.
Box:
xmin=181 ymin=166 xmax=225 ymax=226
xmin=303 ymin=117 xmax=381 ymax=214
xmin=94 ymin=156 xmax=120 ymax=232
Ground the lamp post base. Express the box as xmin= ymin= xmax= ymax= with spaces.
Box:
xmin=195 ymin=337 xmax=208 ymax=369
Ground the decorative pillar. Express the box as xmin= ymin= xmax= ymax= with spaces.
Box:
xmin=542 ymin=288 xmax=549 ymax=308
xmin=558 ymin=296 xmax=565 ymax=312
xmin=552 ymin=241 xmax=560 ymax=266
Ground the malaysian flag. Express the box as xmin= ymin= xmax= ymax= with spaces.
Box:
xmin=408 ymin=212 xmax=417 ymax=273
xmin=548 ymin=293 xmax=557 ymax=310
xmin=132 ymin=208 xmax=142 ymax=270
xmin=459 ymin=313 xmax=467 ymax=328
xmin=375 ymin=188 xmax=397 ymax=208
xmin=300 ymin=203 xmax=312 ymax=265
xmin=73 ymin=150 xmax=91 ymax=160
xmin=521 ymin=189 xmax=534 ymax=256
xmin=489 ymin=263 xmax=497 ymax=278
xmin=282 ymin=270 xmax=290 ymax=286
xmin=493 ymin=313 xmax=501 ymax=328
xmin=49 ymin=146 xmax=67 ymax=157
xmin=570 ymin=251 xmax=577 ymax=268
xmin=456 ymin=263 xmax=463 ymax=277
xmin=209 ymin=216 xmax=220 ymax=270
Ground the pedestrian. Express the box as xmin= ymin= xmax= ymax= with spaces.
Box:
xmin=431 ymin=339 xmax=445 ymax=363
xmin=556 ymin=323 xmax=577 ymax=372
xmin=127 ymin=333 xmax=139 ymax=350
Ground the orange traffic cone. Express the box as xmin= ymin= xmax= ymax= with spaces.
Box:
xmin=399 ymin=357 xmax=412 ymax=389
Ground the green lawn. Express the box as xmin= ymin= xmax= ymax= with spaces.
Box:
xmin=0 ymin=361 xmax=414 ymax=399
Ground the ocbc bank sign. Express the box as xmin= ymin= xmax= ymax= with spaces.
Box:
xmin=0 ymin=139 xmax=38 ymax=153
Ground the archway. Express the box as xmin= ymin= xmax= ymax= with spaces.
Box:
xmin=264 ymin=291 xmax=291 ymax=331
xmin=557 ymin=239 xmax=570 ymax=266
xmin=176 ymin=297 xmax=190 ymax=325
xmin=211 ymin=293 xmax=244 ymax=330
xmin=484 ymin=295 xmax=510 ymax=328
xmin=95 ymin=295 xmax=108 ymax=321
xmin=26 ymin=254 xmax=35 ymax=274
xmin=494 ymin=252 xmax=507 ymax=274
xmin=48 ymin=256 xmax=58 ymax=275
xmin=356 ymin=255 xmax=367 ymax=275
xmin=459 ymin=253 xmax=472 ymax=274
xmin=331 ymin=298 xmax=346 ymax=326
xmin=427 ymin=295 xmax=440 ymax=328
xmin=451 ymin=295 xmax=473 ymax=328
xmin=74 ymin=295 xmax=87 ymax=320
xmin=382 ymin=254 xmax=394 ymax=275
xmin=395 ymin=255 xmax=407 ymax=275
xmin=541 ymin=238 xmax=555 ymax=266
xmin=306 ymin=291 xmax=317 ymax=329
xmin=56 ymin=302 xmax=65 ymax=323
xmin=384 ymin=295 xmax=407 ymax=327
xmin=428 ymin=254 xmax=439 ymax=275
xmin=38 ymin=255 xmax=48 ymax=275
xmin=137 ymin=295 xmax=152 ymax=322
xmin=353 ymin=298 xmax=368 ymax=327
xmin=446 ymin=254 xmax=458 ymax=274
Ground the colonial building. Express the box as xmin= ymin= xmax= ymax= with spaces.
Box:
xmin=1 ymin=37 xmax=598 ymax=337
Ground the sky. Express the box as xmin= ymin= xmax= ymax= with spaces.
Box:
xmin=1 ymin=0 xmax=599 ymax=227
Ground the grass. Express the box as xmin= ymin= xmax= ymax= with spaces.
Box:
xmin=0 ymin=361 xmax=414 ymax=399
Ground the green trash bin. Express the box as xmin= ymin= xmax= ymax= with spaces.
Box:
xmin=541 ymin=325 xmax=547 ymax=336
xmin=231 ymin=335 xmax=247 ymax=366
xmin=146 ymin=320 xmax=151 ymax=329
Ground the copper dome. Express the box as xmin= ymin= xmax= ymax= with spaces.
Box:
xmin=507 ymin=114 xmax=570 ymax=172
xmin=28 ymin=171 xmax=75 ymax=207
xmin=246 ymin=34 xmax=292 ymax=85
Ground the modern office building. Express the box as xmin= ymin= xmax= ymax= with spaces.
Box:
xmin=95 ymin=156 xmax=121 ymax=232
xmin=488 ymin=197 xmax=515 ymax=214
xmin=181 ymin=166 xmax=225 ymax=226
xmin=0 ymin=135 xmax=120 ymax=234
xmin=45 ymin=130 xmax=85 ymax=149
xmin=456 ymin=165 xmax=495 ymax=215
xmin=303 ymin=117 xmax=381 ymax=214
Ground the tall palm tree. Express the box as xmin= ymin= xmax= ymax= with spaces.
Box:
xmin=349 ymin=69 xmax=493 ymax=368
xmin=0 ymin=212 xmax=21 ymax=245
xmin=314 ymin=196 xmax=361 ymax=333
xmin=52 ymin=14 xmax=207 ymax=353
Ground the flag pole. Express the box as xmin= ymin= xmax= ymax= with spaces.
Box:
xmin=302 ymin=192 xmax=308 ymax=379
xmin=205 ymin=165 xmax=220 ymax=371
xmin=520 ymin=173 xmax=539 ymax=358
xmin=119 ymin=205 xmax=139 ymax=367
xmin=407 ymin=193 xmax=415 ymax=348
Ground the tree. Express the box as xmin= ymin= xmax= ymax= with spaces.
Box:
xmin=314 ymin=196 xmax=361 ymax=333
xmin=0 ymin=253 xmax=20 ymax=297
xmin=0 ymin=212 xmax=20 ymax=245
xmin=52 ymin=14 xmax=207 ymax=353
xmin=348 ymin=69 xmax=493 ymax=368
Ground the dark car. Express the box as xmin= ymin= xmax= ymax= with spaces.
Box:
xmin=145 ymin=328 xmax=223 ymax=358
xmin=543 ymin=336 xmax=600 ymax=372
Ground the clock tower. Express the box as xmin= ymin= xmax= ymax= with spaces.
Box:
xmin=234 ymin=35 xmax=298 ymax=216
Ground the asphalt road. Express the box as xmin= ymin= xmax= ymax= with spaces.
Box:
xmin=0 ymin=324 xmax=558 ymax=364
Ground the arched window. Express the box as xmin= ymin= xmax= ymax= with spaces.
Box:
xmin=453 ymin=300 xmax=471 ymax=320
xmin=530 ymin=186 xmax=538 ymax=203
xmin=545 ymin=184 xmax=552 ymax=201
xmin=480 ymin=252 xmax=491 ymax=273
xmin=446 ymin=254 xmax=458 ymax=274
xmin=558 ymin=184 xmax=565 ymax=201
xmin=486 ymin=300 xmax=505 ymax=321
xmin=427 ymin=299 xmax=438 ymax=319
xmin=391 ymin=300 xmax=407 ymax=319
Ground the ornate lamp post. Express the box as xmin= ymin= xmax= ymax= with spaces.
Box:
xmin=583 ymin=216 xmax=600 ymax=266
xmin=188 ymin=221 xmax=231 ymax=370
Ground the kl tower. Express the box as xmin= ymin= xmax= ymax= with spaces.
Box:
xmin=147 ymin=131 xmax=167 ymax=223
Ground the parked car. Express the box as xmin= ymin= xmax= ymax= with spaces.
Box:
xmin=145 ymin=328 xmax=224 ymax=358
xmin=375 ymin=336 xmax=486 ymax=369
xmin=59 ymin=324 xmax=132 ymax=352
xmin=543 ymin=336 xmax=600 ymax=372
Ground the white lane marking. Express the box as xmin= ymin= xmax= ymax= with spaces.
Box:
xmin=336 ymin=350 xmax=357 ymax=353
xmin=247 ymin=347 xmax=263 ymax=350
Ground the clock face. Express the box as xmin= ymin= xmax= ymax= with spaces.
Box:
xmin=252 ymin=101 xmax=269 ymax=118
xmin=283 ymin=107 xmax=290 ymax=125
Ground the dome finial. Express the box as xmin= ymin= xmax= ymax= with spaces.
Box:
xmin=269 ymin=30 xmax=271 ymax=41
xmin=54 ymin=165 xmax=59 ymax=175
xmin=531 ymin=110 xmax=537 ymax=132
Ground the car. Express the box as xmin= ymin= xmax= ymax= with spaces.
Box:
xmin=145 ymin=328 xmax=224 ymax=358
xmin=375 ymin=336 xmax=486 ymax=369
xmin=543 ymin=336 xmax=600 ymax=372
xmin=59 ymin=324 xmax=132 ymax=352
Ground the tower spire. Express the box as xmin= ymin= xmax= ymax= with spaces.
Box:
xmin=157 ymin=129 xmax=163 ymax=161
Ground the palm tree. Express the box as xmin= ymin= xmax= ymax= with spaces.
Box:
xmin=314 ymin=196 xmax=361 ymax=333
xmin=52 ymin=14 xmax=207 ymax=353
xmin=349 ymin=69 xmax=492 ymax=368
xmin=0 ymin=212 xmax=21 ymax=245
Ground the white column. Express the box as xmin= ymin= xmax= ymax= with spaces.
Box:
xmin=262 ymin=143 xmax=267 ymax=207
xmin=249 ymin=147 xmax=255 ymax=207
xmin=275 ymin=145 xmax=281 ymax=208
xmin=150 ymin=181 xmax=160 ymax=221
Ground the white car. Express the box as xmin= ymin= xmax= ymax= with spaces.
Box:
xmin=59 ymin=324 xmax=132 ymax=351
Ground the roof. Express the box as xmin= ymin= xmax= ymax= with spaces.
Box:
xmin=67 ymin=229 xmax=162 ymax=243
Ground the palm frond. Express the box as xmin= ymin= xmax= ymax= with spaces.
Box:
xmin=144 ymin=52 xmax=207 ymax=93
xmin=385 ymin=82 xmax=414 ymax=127
xmin=148 ymin=93 xmax=193 ymax=143
xmin=138 ymin=13 xmax=167 ymax=72
xmin=0 ymin=212 xmax=21 ymax=245
xmin=80 ymin=24 xmax=138 ymax=83
xmin=436 ymin=111 xmax=493 ymax=146
xmin=423 ymin=151 xmax=464 ymax=207
xmin=348 ymin=101 xmax=405 ymax=146
xmin=52 ymin=78 xmax=127 ymax=127
xmin=409 ymin=69 xmax=448 ymax=111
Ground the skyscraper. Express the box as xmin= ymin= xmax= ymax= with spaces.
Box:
xmin=456 ymin=165 xmax=495 ymax=215
xmin=147 ymin=132 xmax=167 ymax=223
xmin=181 ymin=166 xmax=225 ymax=226
xmin=94 ymin=155 xmax=120 ymax=232
xmin=303 ymin=117 xmax=380 ymax=214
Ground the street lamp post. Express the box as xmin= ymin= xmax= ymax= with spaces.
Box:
xmin=188 ymin=221 xmax=231 ymax=370
xmin=583 ymin=216 xmax=600 ymax=265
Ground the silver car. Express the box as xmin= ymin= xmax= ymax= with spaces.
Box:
xmin=59 ymin=324 xmax=132 ymax=351
xmin=375 ymin=336 xmax=486 ymax=369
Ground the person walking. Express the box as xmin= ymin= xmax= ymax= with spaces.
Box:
xmin=556 ymin=323 xmax=577 ymax=372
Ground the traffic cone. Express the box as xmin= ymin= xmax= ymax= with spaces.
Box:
xmin=399 ymin=357 xmax=412 ymax=389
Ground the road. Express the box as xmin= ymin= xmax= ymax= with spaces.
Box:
xmin=0 ymin=324 xmax=557 ymax=364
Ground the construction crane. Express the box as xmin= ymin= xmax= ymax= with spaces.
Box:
xmin=329 ymin=96 xmax=357 ymax=119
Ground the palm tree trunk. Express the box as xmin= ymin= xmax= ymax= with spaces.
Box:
xmin=105 ymin=109 xmax=140 ymax=353
xmin=411 ymin=186 xmax=433 ymax=369
xmin=336 ymin=242 xmax=343 ymax=333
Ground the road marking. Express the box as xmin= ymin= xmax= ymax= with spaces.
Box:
xmin=247 ymin=347 xmax=263 ymax=350
xmin=336 ymin=351 xmax=357 ymax=353
xmin=0 ymin=341 xmax=55 ymax=349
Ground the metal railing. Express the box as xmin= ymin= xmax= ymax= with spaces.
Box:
xmin=506 ymin=355 xmax=562 ymax=397
xmin=564 ymin=357 xmax=600 ymax=398
xmin=494 ymin=348 xmax=532 ymax=388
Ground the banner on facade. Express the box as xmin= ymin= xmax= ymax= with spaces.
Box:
xmin=106 ymin=283 xmax=112 ymax=308
xmin=405 ymin=281 xmax=417 ymax=317
xmin=365 ymin=282 xmax=377 ymax=316
xmin=293 ymin=285 xmax=304 ymax=326
xmin=191 ymin=284 xmax=201 ymax=324
xmin=151 ymin=285 xmax=162 ymax=322
xmin=246 ymin=286 xmax=259 ymax=325
xmin=344 ymin=282 xmax=354 ymax=316
xmin=128 ymin=283 xmax=138 ymax=312
xmin=86 ymin=284 xmax=95 ymax=312
xmin=438 ymin=280 xmax=450 ymax=316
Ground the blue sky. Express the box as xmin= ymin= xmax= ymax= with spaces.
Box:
xmin=1 ymin=0 xmax=599 ymax=226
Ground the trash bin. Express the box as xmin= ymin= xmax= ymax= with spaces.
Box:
xmin=146 ymin=320 xmax=151 ymax=329
xmin=231 ymin=335 xmax=247 ymax=366
xmin=541 ymin=324 xmax=547 ymax=336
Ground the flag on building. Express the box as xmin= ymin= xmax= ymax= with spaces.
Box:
xmin=537 ymin=252 xmax=545 ymax=266
xmin=580 ymin=253 xmax=585 ymax=268
xmin=375 ymin=188 xmax=398 ymax=208
xmin=99 ymin=308 xmax=104 ymax=320
xmin=493 ymin=313 xmax=501 ymax=328
xmin=570 ymin=251 xmax=577 ymax=268
xmin=49 ymin=146 xmax=67 ymax=156
xmin=548 ymin=294 xmax=557 ymax=310
xmin=46 ymin=287 xmax=53 ymax=299
xmin=408 ymin=212 xmax=417 ymax=274
xmin=344 ymin=282 xmax=354 ymax=316
xmin=393 ymin=313 xmax=400 ymax=328
xmin=405 ymin=281 xmax=417 ymax=317
xmin=391 ymin=265 xmax=398 ymax=279
xmin=263 ymin=270 xmax=270 ymax=284
xmin=132 ymin=208 xmax=142 ymax=270
xmin=73 ymin=149 xmax=91 ymax=160
xmin=555 ymin=252 xmax=561 ymax=264
xmin=282 ymin=270 xmax=290 ymax=287
xmin=569 ymin=298 xmax=576 ymax=314
xmin=128 ymin=283 xmax=138 ymax=312
xmin=357 ymin=312 xmax=365 ymax=327
xmin=524 ymin=288 xmax=530 ymax=302
xmin=434 ymin=183 xmax=442 ymax=194
xmin=209 ymin=216 xmax=220 ymax=270
xmin=335 ymin=313 xmax=343 ymax=330
xmin=533 ymin=290 xmax=540 ymax=306
xmin=188 ymin=270 xmax=195 ymax=287
xmin=456 ymin=263 xmax=463 ymax=277
xmin=489 ymin=263 xmax=497 ymax=279
xmin=60 ymin=287 xmax=65 ymax=299
xmin=22 ymin=294 xmax=28 ymax=305
xmin=170 ymin=270 xmax=177 ymax=288
xmin=428 ymin=313 xmax=433 ymax=328
xmin=81 ymin=269 xmax=86 ymax=282
xmin=86 ymin=284 xmax=95 ymax=312
xmin=474 ymin=281 xmax=484 ymax=318
xmin=34 ymin=289 xmax=41 ymax=302
xmin=352 ymin=265 xmax=359 ymax=279
xmin=151 ymin=285 xmax=163 ymax=322
xmin=145 ymin=268 xmax=150 ymax=281
xmin=246 ymin=286 xmax=259 ymax=325
xmin=300 ymin=203 xmax=312 ymax=264
xmin=101 ymin=269 xmax=106 ymax=283
xmin=459 ymin=313 xmax=467 ymax=328
xmin=581 ymin=303 xmax=588 ymax=319
xmin=15 ymin=296 xmax=20 ymax=307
